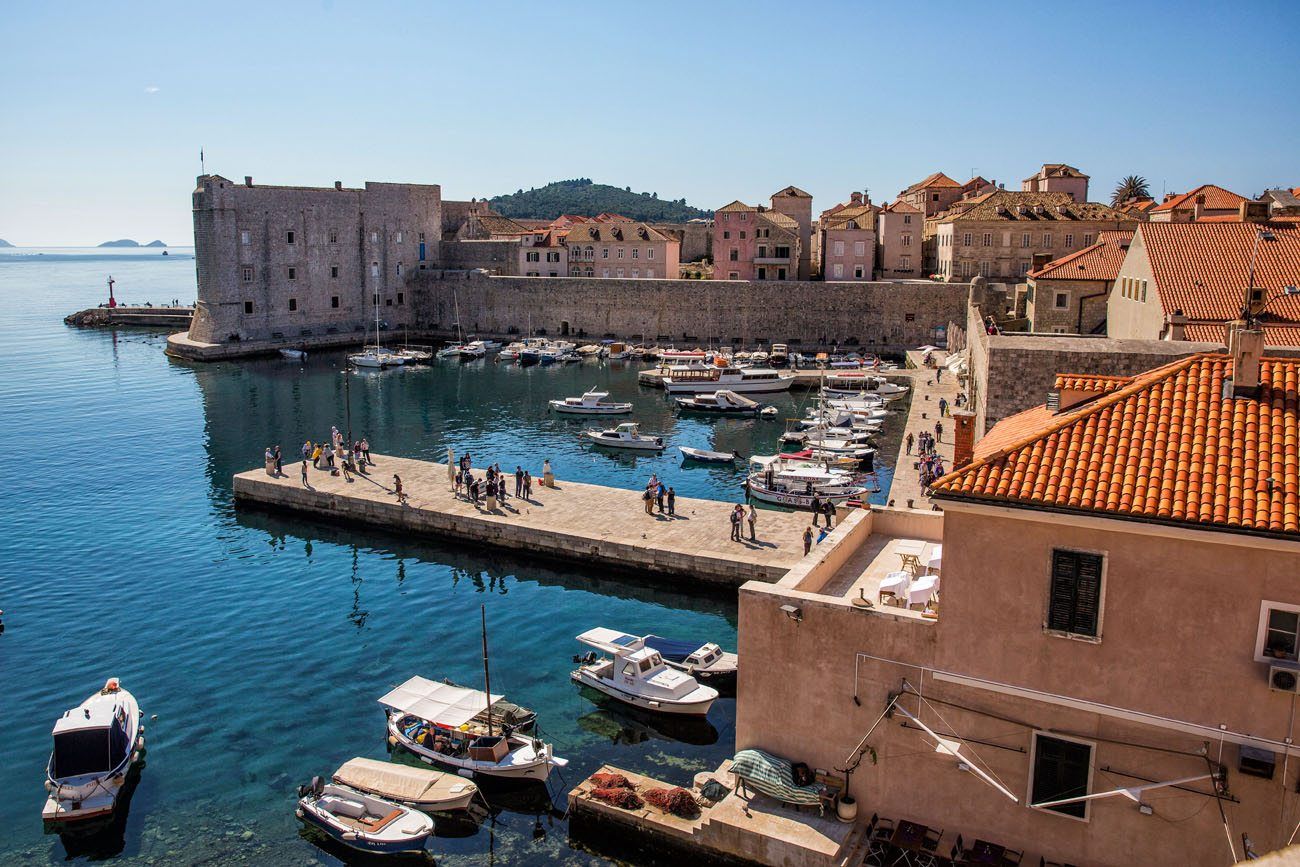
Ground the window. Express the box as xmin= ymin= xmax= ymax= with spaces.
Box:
xmin=728 ymin=271 xmax=739 ymax=279
xmin=330 ymin=265 xmax=339 ymax=279
xmin=526 ymin=251 xmax=540 ymax=262
xmin=1019 ymin=261 xmax=1030 ymax=275
xmin=757 ymin=267 xmax=767 ymax=280
xmin=854 ymin=241 xmax=865 ymax=256
xmin=241 ymin=266 xmax=253 ymax=282
xmin=904 ymin=215 xmax=912 ymax=224
xmin=723 ymin=231 xmax=730 ymax=239
xmin=329 ymin=229 xmax=338 ymax=244
xmin=902 ymin=233 xmax=912 ymax=247
xmin=833 ymin=263 xmax=844 ymax=278
xmin=616 ymin=268 xmax=624 ymax=278
xmin=632 ymin=248 xmax=639 ymax=259
xmin=833 ymin=241 xmax=845 ymax=256
xmin=740 ymin=231 xmax=746 ymax=239
xmin=602 ymin=268 xmax=610 ymax=277
xmin=1064 ymin=233 xmax=1074 ymax=247
xmin=617 ymin=248 xmax=624 ymax=259
xmin=331 ymin=296 xmax=339 ymax=309
xmin=963 ymin=233 xmax=972 ymax=247
xmin=287 ymin=267 xmax=296 ymax=280
xmin=1021 ymin=233 xmax=1031 ymax=248
xmin=740 ymin=213 xmax=747 ymax=221
xmin=1031 ymin=733 xmax=1094 ymax=820
xmin=1083 ymin=233 xmax=1093 ymax=246
xmin=854 ymin=265 xmax=864 ymax=278
xmin=1047 ymin=549 xmax=1103 ymax=638
xmin=1257 ymin=602 xmax=1300 ymax=662
xmin=240 ymin=230 xmax=250 ymax=246
xmin=396 ymin=231 xmax=403 ymax=243
xmin=370 ymin=262 xmax=379 ymax=277
xmin=601 ymin=248 xmax=609 ymax=259
xmin=622 ymin=662 xmax=637 ymax=678
xmin=1054 ymin=291 xmax=1069 ymax=309
xmin=288 ymin=298 xmax=297 ymax=311
xmin=1140 ymin=279 xmax=1147 ymax=302
xmin=982 ymin=233 xmax=992 ymax=247
xmin=647 ymin=248 xmax=654 ymax=259
xmin=370 ymin=231 xmax=378 ymax=243
xmin=397 ymin=292 xmax=404 ymax=305
xmin=723 ymin=213 xmax=729 ymax=222
xmin=286 ymin=230 xmax=295 ymax=244
xmin=396 ymin=262 xmax=402 ymax=275
xmin=729 ymin=249 xmax=739 ymax=261
xmin=631 ymin=269 xmax=639 ymax=278
xmin=646 ymin=268 xmax=654 ymax=278
xmin=979 ymin=260 xmax=992 ymax=277
xmin=900 ymin=256 xmax=910 ymax=270
xmin=1043 ymin=232 xmax=1053 ymax=248
xmin=243 ymin=300 xmax=253 ymax=314
xmin=758 ymin=246 xmax=768 ymax=258
xmin=932 ymin=193 xmax=939 ymax=201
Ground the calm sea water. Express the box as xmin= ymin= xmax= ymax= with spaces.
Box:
xmin=0 ymin=249 xmax=902 ymax=866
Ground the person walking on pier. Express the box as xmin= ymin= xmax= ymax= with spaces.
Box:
xmin=656 ymin=483 xmax=666 ymax=514
xmin=934 ymin=420 xmax=943 ymax=443
xmin=301 ymin=460 xmax=309 ymax=487
xmin=667 ymin=487 xmax=676 ymax=516
xmin=747 ymin=504 xmax=757 ymax=541
xmin=906 ymin=432 xmax=914 ymax=455
xmin=643 ymin=488 xmax=654 ymax=515
xmin=523 ymin=470 xmax=533 ymax=499
xmin=515 ymin=466 xmax=524 ymax=498
xmin=803 ymin=525 xmax=814 ymax=555
xmin=301 ymin=440 xmax=312 ymax=463
xmin=393 ymin=474 xmax=406 ymax=504
xmin=274 ymin=445 xmax=283 ymax=476
xmin=497 ymin=475 xmax=507 ymax=503
xmin=810 ymin=494 xmax=823 ymax=526
xmin=454 ymin=469 xmax=463 ymax=498
xmin=938 ymin=397 xmax=948 ymax=417
xmin=823 ymin=500 xmax=836 ymax=529
xmin=730 ymin=504 xmax=744 ymax=541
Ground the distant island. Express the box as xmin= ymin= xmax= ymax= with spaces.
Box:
xmin=490 ymin=179 xmax=712 ymax=223
xmin=98 ymin=239 xmax=168 ymax=248
xmin=0 ymin=239 xmax=13 ymax=247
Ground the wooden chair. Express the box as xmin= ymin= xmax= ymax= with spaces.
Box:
xmin=864 ymin=813 xmax=894 ymax=866
xmin=1001 ymin=848 xmax=1023 ymax=866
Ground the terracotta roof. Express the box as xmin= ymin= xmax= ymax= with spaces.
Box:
xmin=1054 ymin=373 xmax=1132 ymax=393
xmin=1183 ymin=323 xmax=1300 ymax=347
xmin=758 ymin=211 xmax=799 ymax=235
xmin=936 ymin=353 xmax=1300 ymax=537
xmin=939 ymin=191 xmax=1134 ymax=224
xmin=716 ymin=200 xmax=757 ymax=213
xmin=1137 ymin=222 xmax=1300 ymax=327
xmin=1028 ymin=230 xmax=1134 ymax=280
xmin=903 ymin=172 xmax=960 ymax=194
xmin=572 ymin=221 xmax=669 ymax=243
xmin=477 ymin=214 xmax=532 ymax=236
xmin=883 ymin=200 xmax=921 ymax=214
xmin=972 ymin=405 xmax=1056 ymax=461
xmin=772 ymin=185 xmax=812 ymax=199
xmin=1151 ymin=184 xmax=1249 ymax=213
xmin=1023 ymin=164 xmax=1089 ymax=183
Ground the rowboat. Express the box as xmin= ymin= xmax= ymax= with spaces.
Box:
xmin=297 ymin=778 xmax=433 ymax=855
xmin=679 ymin=446 xmax=739 ymax=464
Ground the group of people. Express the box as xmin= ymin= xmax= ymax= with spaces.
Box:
xmin=807 ymin=494 xmax=838 ymax=528
xmin=729 ymin=503 xmax=757 ymax=542
xmin=453 ymin=453 xmax=533 ymax=505
xmin=296 ymin=427 xmax=372 ymax=482
xmin=641 ymin=474 xmax=677 ymax=516
xmin=914 ymin=429 xmax=947 ymax=494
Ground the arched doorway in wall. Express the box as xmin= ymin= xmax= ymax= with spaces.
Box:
xmin=561 ymin=320 xmax=570 ymax=336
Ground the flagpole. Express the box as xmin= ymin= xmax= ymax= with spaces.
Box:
xmin=200 ymin=148 xmax=205 ymax=176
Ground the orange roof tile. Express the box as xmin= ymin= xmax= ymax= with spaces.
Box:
xmin=934 ymin=354 xmax=1300 ymax=537
xmin=1028 ymin=230 xmax=1134 ymax=280
xmin=904 ymin=172 xmax=960 ymax=194
xmin=1152 ymin=184 xmax=1249 ymax=213
xmin=971 ymin=405 xmax=1056 ymax=461
xmin=1054 ymin=373 xmax=1132 ymax=393
xmin=1183 ymin=323 xmax=1300 ymax=347
xmin=1138 ymin=222 xmax=1300 ymax=329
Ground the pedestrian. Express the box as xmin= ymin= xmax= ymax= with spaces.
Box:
xmin=454 ymin=469 xmax=463 ymax=497
xmin=747 ymin=504 xmax=757 ymax=541
xmin=666 ymin=487 xmax=676 ymax=516
xmin=938 ymin=397 xmax=948 ymax=417
xmin=341 ymin=455 xmax=353 ymax=482
xmin=523 ymin=470 xmax=533 ymax=499
xmin=312 ymin=443 xmax=322 ymax=468
xmin=643 ymin=487 xmax=654 ymax=515
xmin=935 ymin=420 xmax=944 ymax=442
xmin=361 ymin=437 xmax=372 ymax=464
xmin=274 ymin=445 xmax=283 ymax=475
xmin=934 ymin=366 xmax=942 ymax=385
xmin=906 ymin=432 xmax=914 ymax=455
xmin=301 ymin=440 xmax=312 ymax=463
xmin=803 ymin=525 xmax=814 ymax=555
xmin=730 ymin=505 xmax=742 ymax=541
xmin=393 ymin=474 xmax=406 ymax=504
xmin=300 ymin=460 xmax=309 ymax=487
xmin=498 ymin=476 xmax=507 ymax=502
xmin=656 ymin=483 xmax=666 ymax=513
xmin=471 ymin=478 xmax=480 ymax=503
xmin=810 ymin=494 xmax=823 ymax=527
xmin=515 ymin=466 xmax=524 ymax=498
xmin=823 ymin=499 xmax=836 ymax=529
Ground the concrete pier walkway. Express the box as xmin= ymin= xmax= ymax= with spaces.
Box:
xmin=233 ymin=455 xmax=813 ymax=586
xmin=886 ymin=351 xmax=960 ymax=509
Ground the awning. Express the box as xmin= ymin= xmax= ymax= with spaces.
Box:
xmin=377 ymin=676 xmax=502 ymax=727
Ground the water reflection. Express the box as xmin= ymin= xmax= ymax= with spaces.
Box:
xmin=52 ymin=760 xmax=145 ymax=860
xmin=574 ymin=698 xmax=721 ymax=748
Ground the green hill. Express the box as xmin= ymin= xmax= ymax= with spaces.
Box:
xmin=490 ymin=179 xmax=712 ymax=222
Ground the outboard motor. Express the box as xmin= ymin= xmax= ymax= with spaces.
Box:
xmin=311 ymin=776 xmax=324 ymax=797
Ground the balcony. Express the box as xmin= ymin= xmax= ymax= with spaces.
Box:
xmin=753 ymin=256 xmax=794 ymax=265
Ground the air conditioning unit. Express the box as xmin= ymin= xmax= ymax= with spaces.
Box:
xmin=1269 ymin=664 xmax=1300 ymax=694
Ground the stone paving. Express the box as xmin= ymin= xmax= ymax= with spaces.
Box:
xmin=886 ymin=351 xmax=962 ymax=509
xmin=234 ymin=453 xmax=813 ymax=586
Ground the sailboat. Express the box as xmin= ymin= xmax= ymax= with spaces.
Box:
xmin=349 ymin=289 xmax=403 ymax=368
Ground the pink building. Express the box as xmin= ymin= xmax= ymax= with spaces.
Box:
xmin=819 ymin=192 xmax=878 ymax=281
xmin=519 ymin=229 xmax=567 ymax=277
xmin=565 ymin=219 xmax=679 ymax=279
xmin=713 ymin=197 xmax=801 ymax=281
xmin=876 ymin=200 xmax=922 ymax=278
xmin=1021 ymin=163 xmax=1089 ymax=202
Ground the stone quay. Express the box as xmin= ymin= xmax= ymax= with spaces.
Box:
xmin=233 ymin=454 xmax=817 ymax=586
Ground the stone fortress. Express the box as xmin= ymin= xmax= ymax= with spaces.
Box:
xmin=170 ymin=173 xmax=972 ymax=360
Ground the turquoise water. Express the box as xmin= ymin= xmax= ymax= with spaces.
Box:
xmin=0 ymin=249 xmax=901 ymax=865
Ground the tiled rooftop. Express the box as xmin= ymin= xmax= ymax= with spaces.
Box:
xmin=903 ymin=171 xmax=960 ymax=194
xmin=1053 ymin=373 xmax=1132 ymax=393
xmin=1152 ymin=184 xmax=1249 ymax=213
xmin=1028 ymin=230 xmax=1133 ymax=280
xmin=934 ymin=353 xmax=1300 ymax=537
xmin=939 ymin=190 xmax=1134 ymax=224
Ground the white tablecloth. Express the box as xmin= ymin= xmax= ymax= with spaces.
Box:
xmin=879 ymin=571 xmax=910 ymax=599
xmin=907 ymin=575 xmax=938 ymax=607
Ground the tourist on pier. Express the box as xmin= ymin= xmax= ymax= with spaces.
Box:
xmin=934 ymin=420 xmax=943 ymax=442
xmin=823 ymin=500 xmax=836 ymax=529
xmin=311 ymin=443 xmax=323 ymax=468
xmin=906 ymin=432 xmax=914 ymax=455
xmin=667 ymin=487 xmax=676 ymax=516
xmin=341 ymin=455 xmax=353 ymax=482
xmin=301 ymin=460 xmax=309 ymax=487
xmin=523 ymin=470 xmax=533 ymax=499
xmin=274 ymin=445 xmax=283 ymax=475
xmin=361 ymin=437 xmax=371 ymax=463
xmin=934 ymin=366 xmax=942 ymax=385
xmin=460 ymin=452 xmax=470 ymax=473
xmin=643 ymin=488 xmax=654 ymax=515
xmin=938 ymin=397 xmax=948 ymax=417
xmin=730 ymin=505 xmax=742 ymax=541
xmin=470 ymin=478 xmax=481 ymax=504
xmin=810 ymin=494 xmax=824 ymax=526
xmin=803 ymin=526 xmax=814 ymax=555
xmin=747 ymin=504 xmax=757 ymax=541
xmin=393 ymin=474 xmax=407 ymax=504
xmin=656 ymin=483 xmax=666 ymax=513
xmin=497 ymin=476 xmax=507 ymax=503
xmin=301 ymin=440 xmax=312 ymax=463
xmin=265 ymin=446 xmax=274 ymax=472
xmin=515 ymin=466 xmax=524 ymax=498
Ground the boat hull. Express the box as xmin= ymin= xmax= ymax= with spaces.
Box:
xmin=746 ymin=483 xmax=867 ymax=509
xmin=385 ymin=714 xmax=557 ymax=781
xmin=663 ymin=377 xmax=794 ymax=394
xmin=550 ymin=402 xmax=633 ymax=415
xmin=585 ymin=432 xmax=664 ymax=451
xmin=43 ymin=686 xmax=145 ymax=828
xmin=297 ymin=796 xmax=430 ymax=855
xmin=570 ymin=670 xmax=715 ymax=716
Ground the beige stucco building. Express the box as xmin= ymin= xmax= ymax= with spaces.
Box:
xmin=819 ymin=192 xmax=878 ymax=281
xmin=1024 ymin=230 xmax=1132 ymax=334
xmin=876 ymin=200 xmax=922 ymax=279
xmin=564 ymin=219 xmax=680 ymax=280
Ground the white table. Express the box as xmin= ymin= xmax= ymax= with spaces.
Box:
xmin=879 ymin=571 xmax=910 ymax=605
xmin=895 ymin=539 xmax=927 ymax=574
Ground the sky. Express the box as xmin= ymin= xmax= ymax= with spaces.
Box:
xmin=1 ymin=0 xmax=1298 ymax=246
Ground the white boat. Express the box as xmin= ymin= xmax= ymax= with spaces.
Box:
xmin=279 ymin=348 xmax=307 ymax=360
xmin=662 ymin=366 xmax=796 ymax=395
xmin=642 ymin=635 xmax=738 ymax=683
xmin=678 ymin=446 xmax=739 ymax=463
xmin=398 ymin=345 xmax=433 ymax=363
xmin=571 ymin=628 xmax=718 ymax=716
xmin=746 ymin=456 xmax=870 ymax=509
xmin=477 ymin=339 xmax=503 ymax=351
xmin=605 ymin=342 xmax=629 ymax=360
xmin=456 ymin=340 xmax=488 ymax=359
xmin=297 ymin=778 xmax=434 ymax=855
xmin=331 ymin=756 xmax=478 ymax=813
xmin=43 ymin=678 xmax=145 ymax=826
xmin=674 ymin=390 xmax=761 ymax=415
xmin=760 ymin=406 xmax=779 ymax=418
xmin=549 ymin=388 xmax=633 ymax=415
xmin=750 ymin=351 xmax=769 ymax=365
xmin=576 ymin=344 xmax=602 ymax=356
xmin=769 ymin=344 xmax=789 ymax=366
xmin=824 ymin=372 xmax=909 ymax=400
xmin=584 ymin=422 xmax=664 ymax=451
xmin=659 ymin=348 xmax=708 ymax=363
xmin=379 ymin=677 xmax=565 ymax=781
xmin=349 ymin=279 xmax=400 ymax=368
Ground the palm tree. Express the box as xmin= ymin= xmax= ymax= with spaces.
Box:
xmin=1111 ymin=175 xmax=1151 ymax=206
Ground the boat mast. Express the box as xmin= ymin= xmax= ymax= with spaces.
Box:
xmin=480 ymin=604 xmax=494 ymax=736
xmin=453 ymin=288 xmax=464 ymax=345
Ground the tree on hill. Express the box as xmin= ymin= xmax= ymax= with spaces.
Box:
xmin=490 ymin=180 xmax=712 ymax=222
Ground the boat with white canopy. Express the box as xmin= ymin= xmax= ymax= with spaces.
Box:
xmin=678 ymin=446 xmax=739 ymax=464
xmin=43 ymin=678 xmax=145 ymax=826
xmin=823 ymin=372 xmax=909 ymax=400
xmin=379 ymin=677 xmax=565 ymax=781
xmin=662 ymin=366 xmax=796 ymax=395
xmin=642 ymin=635 xmax=738 ymax=684
xmin=330 ymin=756 xmax=478 ymax=812
xmin=675 ymin=390 xmax=761 ymax=415
xmin=550 ymin=388 xmax=632 ymax=415
xmin=571 ymin=628 xmax=718 ymax=717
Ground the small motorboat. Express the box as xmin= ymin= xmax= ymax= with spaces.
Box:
xmin=605 ymin=342 xmax=629 ymax=360
xmin=643 ymin=636 xmax=738 ymax=683
xmin=297 ymin=777 xmax=434 ymax=855
xmin=571 ymin=628 xmax=718 ymax=716
xmin=43 ymin=678 xmax=145 ymax=827
xmin=279 ymin=347 xmax=307 ymax=360
xmin=456 ymin=340 xmax=488 ymax=360
xmin=769 ymin=344 xmax=789 ymax=366
xmin=398 ymin=345 xmax=433 ymax=363
xmin=331 ymin=756 xmax=478 ymax=812
xmin=759 ymin=406 xmax=779 ymax=419
xmin=679 ymin=446 xmax=739 ymax=464
xmin=674 ymin=390 xmax=761 ymax=415
xmin=584 ymin=422 xmax=664 ymax=451
xmin=550 ymin=388 xmax=633 ymax=415
xmin=576 ymin=344 xmax=602 ymax=356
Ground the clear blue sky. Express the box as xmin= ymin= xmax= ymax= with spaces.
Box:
xmin=2 ymin=0 xmax=1297 ymax=246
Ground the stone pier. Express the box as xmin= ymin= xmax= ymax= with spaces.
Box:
xmin=886 ymin=351 xmax=960 ymax=509
xmin=233 ymin=454 xmax=814 ymax=586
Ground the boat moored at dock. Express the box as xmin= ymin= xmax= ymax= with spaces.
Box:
xmin=571 ymin=628 xmax=718 ymax=716
xmin=746 ymin=455 xmax=871 ymax=508
xmin=584 ymin=422 xmax=665 ymax=451
xmin=678 ymin=446 xmax=740 ymax=464
xmin=642 ymin=635 xmax=738 ymax=684
xmin=43 ymin=678 xmax=145 ymax=827
xmin=549 ymin=388 xmax=634 ymax=415
xmin=330 ymin=756 xmax=479 ymax=813
xmin=674 ymin=390 xmax=761 ymax=415
xmin=296 ymin=778 xmax=434 ymax=855
xmin=662 ymin=366 xmax=796 ymax=395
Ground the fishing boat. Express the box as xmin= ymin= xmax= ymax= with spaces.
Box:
xmin=296 ymin=777 xmax=434 ymax=855
xmin=331 ymin=757 xmax=479 ymax=813
xmin=452 ymin=340 xmax=487 ymax=360
xmin=642 ymin=636 xmax=738 ymax=683
xmin=584 ymin=422 xmax=664 ymax=451
xmin=571 ymin=628 xmax=718 ymax=717
xmin=746 ymin=456 xmax=870 ymax=508
xmin=380 ymin=677 xmax=564 ymax=781
xmin=661 ymin=366 xmax=796 ymax=395
xmin=750 ymin=351 xmax=769 ymax=365
xmin=678 ymin=446 xmax=739 ymax=464
xmin=674 ymin=390 xmax=761 ymax=415
xmin=659 ymin=348 xmax=708 ymax=363
xmin=279 ymin=347 xmax=307 ymax=360
xmin=43 ymin=678 xmax=145 ymax=827
xmin=605 ymin=341 xmax=629 ymax=360
xmin=549 ymin=388 xmax=633 ymax=415
xmin=824 ymin=372 xmax=909 ymax=400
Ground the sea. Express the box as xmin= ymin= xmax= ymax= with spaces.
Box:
xmin=0 ymin=247 xmax=903 ymax=865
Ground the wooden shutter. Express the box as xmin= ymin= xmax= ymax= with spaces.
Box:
xmin=1048 ymin=550 xmax=1103 ymax=637
xmin=1071 ymin=553 xmax=1102 ymax=636
xmin=1048 ymin=551 xmax=1080 ymax=632
xmin=1032 ymin=735 xmax=1092 ymax=818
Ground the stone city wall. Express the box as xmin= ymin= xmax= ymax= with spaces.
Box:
xmin=411 ymin=270 xmax=970 ymax=352
xmin=434 ymin=239 xmax=520 ymax=275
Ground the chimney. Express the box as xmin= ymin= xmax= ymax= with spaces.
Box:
xmin=1164 ymin=192 xmax=1178 ymax=203
xmin=1165 ymin=309 xmax=1187 ymax=341
xmin=244 ymin=176 xmax=253 ymax=187
xmin=952 ymin=410 xmax=976 ymax=469
xmin=1241 ymin=200 xmax=1270 ymax=224
xmin=334 ymin=181 xmax=343 ymax=191
xmin=1226 ymin=321 xmax=1265 ymax=397
xmin=850 ymin=191 xmax=863 ymax=205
